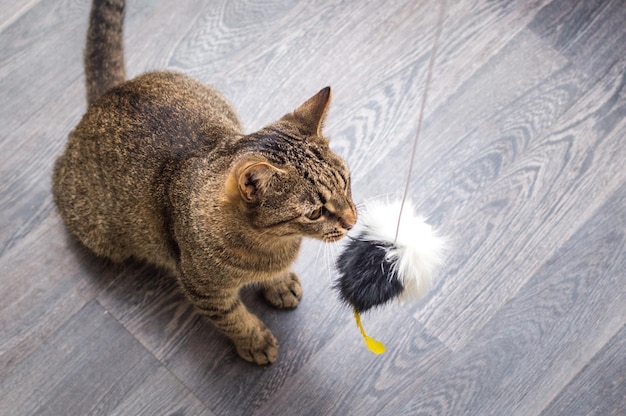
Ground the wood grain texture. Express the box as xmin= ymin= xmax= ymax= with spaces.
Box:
xmin=414 ymin=46 xmax=626 ymax=350
xmin=0 ymin=0 xmax=88 ymax=254
xmin=541 ymin=324 xmax=626 ymax=416
xmin=99 ymin=365 xmax=214 ymax=416
xmin=0 ymin=0 xmax=88 ymax=134
xmin=254 ymin=309 xmax=452 ymax=416
xmin=0 ymin=301 xmax=213 ymax=416
xmin=393 ymin=181 xmax=626 ymax=415
xmin=528 ymin=0 xmax=626 ymax=76
xmin=0 ymin=0 xmax=42 ymax=32
xmin=96 ymin=248 xmax=357 ymax=415
xmin=0 ymin=215 xmax=107 ymax=375
xmin=1 ymin=0 xmax=624 ymax=414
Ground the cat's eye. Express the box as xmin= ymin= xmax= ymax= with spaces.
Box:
xmin=307 ymin=207 xmax=324 ymax=220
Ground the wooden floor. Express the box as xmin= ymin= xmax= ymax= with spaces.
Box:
xmin=1 ymin=0 xmax=625 ymax=414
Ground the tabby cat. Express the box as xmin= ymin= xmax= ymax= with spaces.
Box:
xmin=53 ymin=0 xmax=356 ymax=365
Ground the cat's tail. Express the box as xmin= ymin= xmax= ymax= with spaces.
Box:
xmin=84 ymin=0 xmax=126 ymax=105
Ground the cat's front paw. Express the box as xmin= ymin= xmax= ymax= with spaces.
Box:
xmin=235 ymin=326 xmax=279 ymax=365
xmin=263 ymin=272 xmax=302 ymax=309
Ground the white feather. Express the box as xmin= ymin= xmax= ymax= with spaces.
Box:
xmin=356 ymin=199 xmax=447 ymax=301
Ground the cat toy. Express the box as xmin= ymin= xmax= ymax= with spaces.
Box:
xmin=336 ymin=0 xmax=447 ymax=354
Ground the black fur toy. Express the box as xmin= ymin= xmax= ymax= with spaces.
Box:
xmin=335 ymin=200 xmax=446 ymax=354
xmin=336 ymin=200 xmax=446 ymax=312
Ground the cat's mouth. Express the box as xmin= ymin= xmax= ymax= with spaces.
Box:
xmin=323 ymin=230 xmax=346 ymax=243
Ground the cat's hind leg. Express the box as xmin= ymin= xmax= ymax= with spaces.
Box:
xmin=262 ymin=271 xmax=302 ymax=309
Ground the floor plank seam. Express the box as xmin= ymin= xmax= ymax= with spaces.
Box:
xmin=91 ymin=297 xmax=213 ymax=413
xmin=537 ymin=321 xmax=626 ymax=415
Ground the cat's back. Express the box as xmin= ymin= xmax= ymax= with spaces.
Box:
xmin=97 ymin=71 xmax=241 ymax=142
xmin=53 ymin=71 xmax=242 ymax=267
xmin=65 ymin=71 xmax=242 ymax=166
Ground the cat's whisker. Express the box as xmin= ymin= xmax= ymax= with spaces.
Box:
xmin=323 ymin=243 xmax=333 ymax=285
xmin=355 ymin=192 xmax=402 ymax=211
xmin=326 ymin=240 xmax=342 ymax=284
xmin=327 ymin=240 xmax=341 ymax=273
xmin=314 ymin=239 xmax=325 ymax=273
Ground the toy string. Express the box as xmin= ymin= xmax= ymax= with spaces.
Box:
xmin=395 ymin=0 xmax=447 ymax=242
xmin=351 ymin=0 xmax=447 ymax=356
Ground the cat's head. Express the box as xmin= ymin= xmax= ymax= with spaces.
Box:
xmin=227 ymin=87 xmax=356 ymax=242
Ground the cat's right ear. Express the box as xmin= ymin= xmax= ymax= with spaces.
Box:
xmin=282 ymin=87 xmax=331 ymax=136
xmin=231 ymin=160 xmax=283 ymax=203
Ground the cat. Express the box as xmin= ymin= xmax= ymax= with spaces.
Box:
xmin=53 ymin=0 xmax=357 ymax=365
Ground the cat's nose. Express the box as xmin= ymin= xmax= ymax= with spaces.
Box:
xmin=341 ymin=209 xmax=357 ymax=230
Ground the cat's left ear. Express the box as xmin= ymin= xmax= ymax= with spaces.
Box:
xmin=284 ymin=86 xmax=331 ymax=136
xmin=235 ymin=160 xmax=284 ymax=203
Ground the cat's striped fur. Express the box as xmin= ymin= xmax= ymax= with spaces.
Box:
xmin=52 ymin=0 xmax=356 ymax=364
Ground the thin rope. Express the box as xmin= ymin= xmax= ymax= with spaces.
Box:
xmin=395 ymin=0 xmax=446 ymax=242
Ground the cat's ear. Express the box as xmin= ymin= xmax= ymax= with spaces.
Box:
xmin=283 ymin=86 xmax=331 ymax=136
xmin=235 ymin=160 xmax=283 ymax=202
